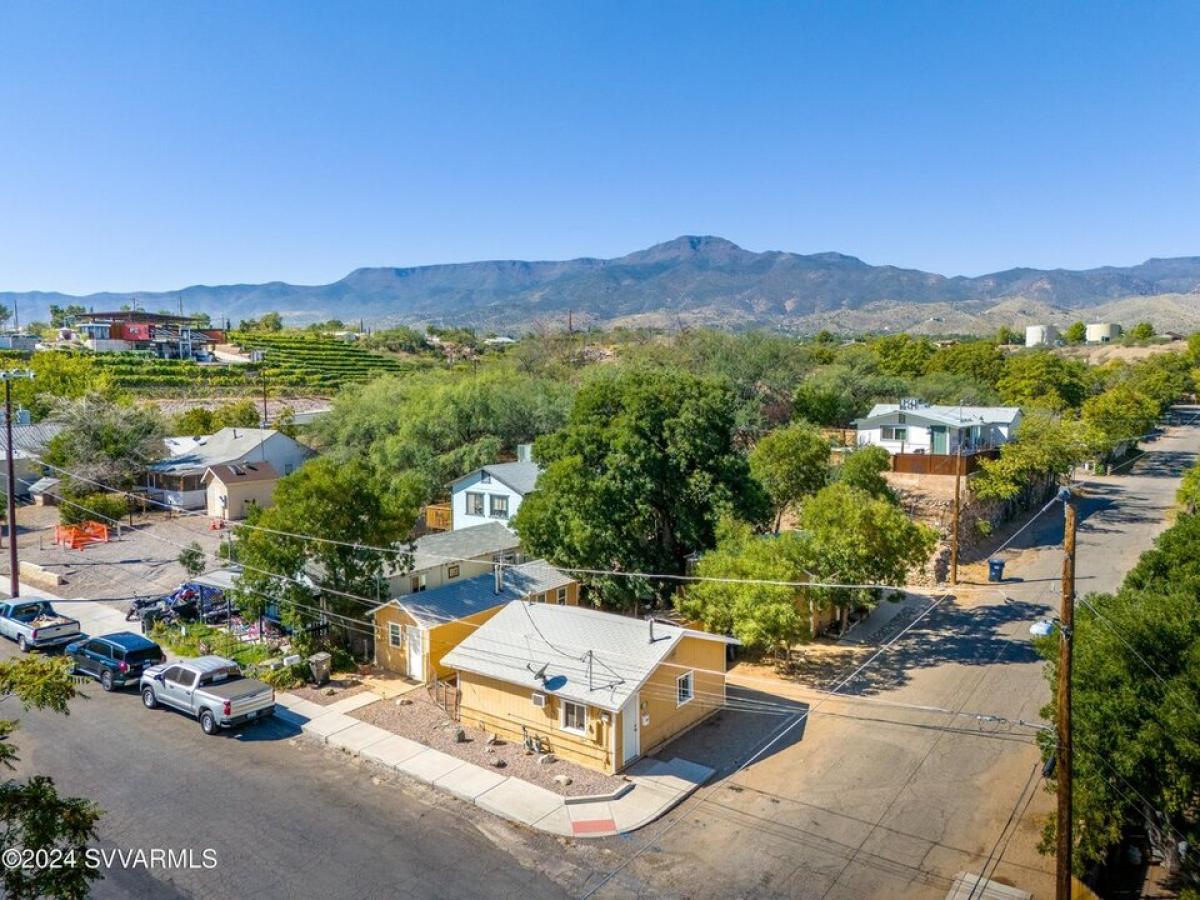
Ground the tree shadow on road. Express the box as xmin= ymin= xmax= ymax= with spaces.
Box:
xmin=792 ymin=597 xmax=1045 ymax=698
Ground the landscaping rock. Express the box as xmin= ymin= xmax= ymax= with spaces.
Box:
xmin=453 ymin=727 xmax=467 ymax=743
xmin=396 ymin=697 xmax=413 ymax=706
xmin=485 ymin=732 xmax=500 ymax=746
xmin=553 ymin=774 xmax=573 ymax=787
xmin=538 ymin=753 xmax=557 ymax=766
xmin=324 ymin=687 xmax=336 ymax=696
xmin=488 ymin=758 xmax=507 ymax=768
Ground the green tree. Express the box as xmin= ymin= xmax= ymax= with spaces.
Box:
xmin=835 ymin=445 xmax=895 ymax=501
xmin=923 ymin=340 xmax=1007 ymax=388
xmin=749 ymin=422 xmax=830 ymax=532
xmin=678 ymin=518 xmax=812 ymax=656
xmin=792 ymin=379 xmax=855 ymax=427
xmin=1064 ymin=321 xmax=1087 ymax=344
xmin=798 ymin=483 xmax=937 ymax=631
xmin=173 ymin=407 xmax=215 ymax=435
xmin=1036 ymin=509 xmax=1200 ymax=878
xmin=1080 ymin=384 xmax=1159 ymax=458
xmin=513 ymin=367 xmax=769 ymax=609
xmin=48 ymin=304 xmax=86 ymax=328
xmin=258 ymin=312 xmax=283 ymax=332
xmin=44 ymin=394 xmax=166 ymax=493
xmin=996 ymin=325 xmax=1019 ymax=346
xmin=870 ymin=334 xmax=936 ymax=378
xmin=231 ymin=459 xmax=421 ymax=631
xmin=1178 ymin=465 xmax=1200 ymax=516
xmin=313 ymin=368 xmax=573 ymax=499
xmin=972 ymin=411 xmax=1089 ymax=501
xmin=178 ymin=541 xmax=206 ymax=579
xmin=213 ymin=398 xmax=262 ymax=429
xmin=996 ymin=351 xmax=1089 ymax=410
xmin=0 ymin=655 xmax=102 ymax=899
xmin=1129 ymin=321 xmax=1155 ymax=342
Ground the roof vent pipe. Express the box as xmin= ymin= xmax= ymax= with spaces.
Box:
xmin=649 ymin=617 xmax=654 ymax=643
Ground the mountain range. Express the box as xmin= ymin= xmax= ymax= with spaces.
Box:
xmin=5 ymin=236 xmax=1199 ymax=334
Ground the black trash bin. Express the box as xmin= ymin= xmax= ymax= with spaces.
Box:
xmin=988 ymin=559 xmax=1006 ymax=582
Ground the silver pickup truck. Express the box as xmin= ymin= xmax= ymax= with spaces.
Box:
xmin=0 ymin=599 xmax=83 ymax=652
xmin=140 ymin=655 xmax=275 ymax=735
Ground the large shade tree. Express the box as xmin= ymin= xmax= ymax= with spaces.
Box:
xmin=513 ymin=367 xmax=769 ymax=609
xmin=231 ymin=458 xmax=421 ymax=636
xmin=749 ymin=422 xmax=830 ymax=532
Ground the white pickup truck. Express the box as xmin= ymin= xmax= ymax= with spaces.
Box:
xmin=0 ymin=599 xmax=83 ymax=652
xmin=140 ymin=656 xmax=275 ymax=735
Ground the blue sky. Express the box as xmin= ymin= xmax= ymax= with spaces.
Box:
xmin=1 ymin=1 xmax=1196 ymax=293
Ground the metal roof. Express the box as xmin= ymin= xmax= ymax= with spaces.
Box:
xmin=6 ymin=422 xmax=64 ymax=459
xmin=409 ymin=521 xmax=520 ymax=572
xmin=857 ymin=403 xmax=1022 ymax=428
xmin=151 ymin=428 xmax=307 ymax=477
xmin=375 ymin=560 xmax=574 ymax=627
xmin=450 ymin=460 xmax=542 ymax=495
xmin=441 ymin=601 xmax=734 ymax=713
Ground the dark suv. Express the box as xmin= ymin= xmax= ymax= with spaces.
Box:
xmin=66 ymin=632 xmax=165 ymax=691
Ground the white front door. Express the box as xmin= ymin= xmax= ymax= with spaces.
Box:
xmin=621 ymin=692 xmax=640 ymax=766
xmin=406 ymin=626 xmax=424 ymax=681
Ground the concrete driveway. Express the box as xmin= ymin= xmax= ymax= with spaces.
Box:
xmin=582 ymin=408 xmax=1199 ymax=900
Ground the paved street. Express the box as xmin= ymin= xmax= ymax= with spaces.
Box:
xmin=3 ymin=634 xmax=571 ymax=900
xmin=578 ymin=407 xmax=1200 ymax=899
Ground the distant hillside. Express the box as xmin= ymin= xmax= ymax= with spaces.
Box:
xmin=4 ymin=236 xmax=1199 ymax=333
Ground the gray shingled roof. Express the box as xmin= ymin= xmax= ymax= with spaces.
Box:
xmin=375 ymin=560 xmax=574 ymax=627
xmin=7 ymin=422 xmax=63 ymax=459
xmin=151 ymin=428 xmax=307 ymax=477
xmin=441 ymin=601 xmax=734 ymax=712
xmin=409 ymin=521 xmax=520 ymax=572
xmin=451 ymin=460 xmax=541 ymax=495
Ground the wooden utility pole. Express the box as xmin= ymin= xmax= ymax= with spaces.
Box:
xmin=950 ymin=444 xmax=963 ymax=584
xmin=1056 ymin=492 xmax=1077 ymax=900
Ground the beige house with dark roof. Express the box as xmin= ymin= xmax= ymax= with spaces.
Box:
xmin=202 ymin=462 xmax=280 ymax=520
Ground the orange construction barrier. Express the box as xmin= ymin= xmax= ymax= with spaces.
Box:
xmin=53 ymin=521 xmax=110 ymax=550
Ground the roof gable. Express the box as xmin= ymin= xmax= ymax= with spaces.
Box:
xmin=451 ymin=461 xmax=542 ymax=496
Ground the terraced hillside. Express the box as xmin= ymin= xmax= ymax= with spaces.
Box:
xmin=229 ymin=332 xmax=412 ymax=389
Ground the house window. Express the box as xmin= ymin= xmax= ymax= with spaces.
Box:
xmin=388 ymin=622 xmax=402 ymax=648
xmin=561 ymin=700 xmax=587 ymax=735
xmin=489 ymin=494 xmax=509 ymax=518
xmin=410 ymin=574 xmax=427 ymax=593
xmin=556 ymin=587 xmax=568 ymax=605
xmin=881 ymin=426 xmax=907 ymax=441
xmin=447 ymin=564 xmax=460 ymax=579
xmin=676 ymin=671 xmax=694 ymax=707
xmin=466 ymin=492 xmax=485 ymax=516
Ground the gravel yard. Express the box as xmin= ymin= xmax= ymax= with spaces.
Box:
xmin=7 ymin=506 xmax=226 ymax=600
xmin=289 ymin=678 xmax=373 ymax=707
xmin=351 ymin=695 xmax=626 ymax=797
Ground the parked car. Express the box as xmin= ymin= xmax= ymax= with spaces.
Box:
xmin=66 ymin=632 xmax=165 ymax=691
xmin=0 ymin=600 xmax=83 ymax=652
xmin=140 ymin=656 xmax=275 ymax=735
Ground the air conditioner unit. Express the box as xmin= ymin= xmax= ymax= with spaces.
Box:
xmin=531 ymin=692 xmax=546 ymax=708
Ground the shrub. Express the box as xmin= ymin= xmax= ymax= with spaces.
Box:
xmin=59 ymin=492 xmax=129 ymax=526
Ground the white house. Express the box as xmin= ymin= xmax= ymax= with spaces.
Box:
xmin=147 ymin=427 xmax=313 ymax=510
xmin=854 ymin=401 xmax=1022 ymax=456
xmin=448 ymin=446 xmax=541 ymax=531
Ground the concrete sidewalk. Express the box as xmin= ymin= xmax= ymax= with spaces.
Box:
xmin=275 ymin=691 xmax=712 ymax=838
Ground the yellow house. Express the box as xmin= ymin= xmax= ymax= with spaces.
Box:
xmin=368 ymin=561 xmax=579 ymax=683
xmin=441 ymin=602 xmax=736 ymax=774
xmin=201 ymin=462 xmax=280 ymax=520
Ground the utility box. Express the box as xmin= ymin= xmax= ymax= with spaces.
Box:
xmin=308 ymin=651 xmax=332 ymax=686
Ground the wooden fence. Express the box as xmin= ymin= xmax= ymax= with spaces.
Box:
xmin=889 ymin=449 xmax=998 ymax=476
xmin=423 ymin=503 xmax=453 ymax=532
